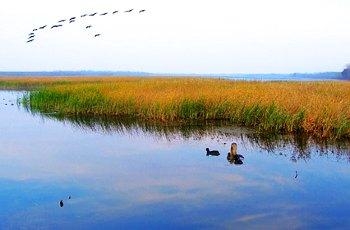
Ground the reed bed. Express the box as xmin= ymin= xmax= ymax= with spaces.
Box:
xmin=1 ymin=77 xmax=349 ymax=139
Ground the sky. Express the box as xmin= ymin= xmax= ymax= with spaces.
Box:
xmin=0 ymin=0 xmax=349 ymax=74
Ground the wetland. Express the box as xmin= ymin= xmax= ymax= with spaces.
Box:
xmin=0 ymin=89 xmax=349 ymax=229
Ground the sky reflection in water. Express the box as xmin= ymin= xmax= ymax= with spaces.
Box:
xmin=0 ymin=90 xmax=349 ymax=229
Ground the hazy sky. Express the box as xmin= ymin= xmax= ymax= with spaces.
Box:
xmin=0 ymin=0 xmax=349 ymax=73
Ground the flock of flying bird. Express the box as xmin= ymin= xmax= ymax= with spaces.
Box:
xmin=26 ymin=9 xmax=146 ymax=43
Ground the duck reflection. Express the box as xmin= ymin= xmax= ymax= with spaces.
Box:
xmin=227 ymin=143 xmax=244 ymax=165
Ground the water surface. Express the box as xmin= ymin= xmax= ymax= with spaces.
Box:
xmin=0 ymin=90 xmax=349 ymax=229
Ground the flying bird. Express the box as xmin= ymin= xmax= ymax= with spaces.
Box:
xmin=69 ymin=20 xmax=75 ymax=23
xmin=58 ymin=19 xmax=66 ymax=23
xmin=28 ymin=32 xmax=34 ymax=36
xmin=59 ymin=200 xmax=64 ymax=207
xmin=112 ymin=10 xmax=118 ymax=14
xmin=51 ymin=24 xmax=63 ymax=28
xmin=33 ymin=28 xmax=38 ymax=31
xmin=81 ymin=14 xmax=87 ymax=17
xmin=69 ymin=17 xmax=76 ymax=20
xmin=27 ymin=39 xmax=34 ymax=43
xmin=85 ymin=25 xmax=92 ymax=29
xmin=28 ymin=35 xmax=35 ymax=39
xmin=89 ymin=13 xmax=97 ymax=16
xmin=139 ymin=9 xmax=146 ymax=13
xmin=100 ymin=12 xmax=108 ymax=16
xmin=125 ymin=9 xmax=133 ymax=13
xmin=94 ymin=33 xmax=101 ymax=37
xmin=39 ymin=25 xmax=47 ymax=29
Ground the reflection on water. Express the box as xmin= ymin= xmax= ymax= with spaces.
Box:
xmin=1 ymin=90 xmax=350 ymax=229
xmin=27 ymin=109 xmax=350 ymax=162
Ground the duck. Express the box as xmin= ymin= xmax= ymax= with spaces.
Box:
xmin=206 ymin=148 xmax=220 ymax=156
xmin=227 ymin=142 xmax=244 ymax=165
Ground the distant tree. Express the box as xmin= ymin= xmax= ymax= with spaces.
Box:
xmin=341 ymin=64 xmax=350 ymax=79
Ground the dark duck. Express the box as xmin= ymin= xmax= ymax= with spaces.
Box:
xmin=206 ymin=148 xmax=220 ymax=156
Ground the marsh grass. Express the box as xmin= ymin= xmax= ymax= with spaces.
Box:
xmin=2 ymin=77 xmax=349 ymax=139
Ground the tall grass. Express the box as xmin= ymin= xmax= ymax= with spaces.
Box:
xmin=3 ymin=77 xmax=349 ymax=139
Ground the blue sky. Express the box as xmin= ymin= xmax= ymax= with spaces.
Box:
xmin=0 ymin=0 xmax=349 ymax=73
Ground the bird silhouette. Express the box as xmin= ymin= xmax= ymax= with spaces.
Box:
xmin=28 ymin=35 xmax=35 ymax=39
xmin=27 ymin=39 xmax=34 ymax=43
xmin=51 ymin=24 xmax=63 ymax=28
xmin=112 ymin=10 xmax=118 ymax=14
xmin=33 ymin=28 xmax=38 ymax=31
xmin=85 ymin=25 xmax=92 ymax=29
xmin=94 ymin=33 xmax=101 ymax=37
xmin=58 ymin=19 xmax=66 ymax=23
xmin=69 ymin=20 xmax=75 ymax=23
xmin=59 ymin=200 xmax=64 ymax=207
xmin=69 ymin=17 xmax=76 ymax=21
xmin=294 ymin=171 xmax=298 ymax=178
xmin=39 ymin=25 xmax=47 ymax=29
xmin=28 ymin=32 xmax=34 ymax=35
xmin=125 ymin=9 xmax=133 ymax=13
xmin=139 ymin=9 xmax=146 ymax=13
xmin=81 ymin=14 xmax=87 ymax=17
xmin=100 ymin=12 xmax=108 ymax=16
xmin=89 ymin=12 xmax=97 ymax=16
xmin=206 ymin=148 xmax=220 ymax=156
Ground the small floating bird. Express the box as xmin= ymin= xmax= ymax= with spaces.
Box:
xmin=85 ymin=25 xmax=92 ymax=29
xmin=206 ymin=148 xmax=220 ymax=156
xmin=125 ymin=9 xmax=133 ymax=13
xmin=58 ymin=19 xmax=66 ymax=23
xmin=139 ymin=9 xmax=146 ymax=13
xmin=89 ymin=12 xmax=97 ymax=16
xmin=94 ymin=33 xmax=101 ymax=37
xmin=59 ymin=200 xmax=64 ymax=207
xmin=100 ymin=12 xmax=108 ymax=16
xmin=112 ymin=10 xmax=118 ymax=14
xmin=227 ymin=143 xmax=244 ymax=165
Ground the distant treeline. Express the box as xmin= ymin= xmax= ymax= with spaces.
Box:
xmin=0 ymin=71 xmax=344 ymax=81
xmin=341 ymin=65 xmax=350 ymax=80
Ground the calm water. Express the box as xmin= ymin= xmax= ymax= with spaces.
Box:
xmin=0 ymin=90 xmax=349 ymax=229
